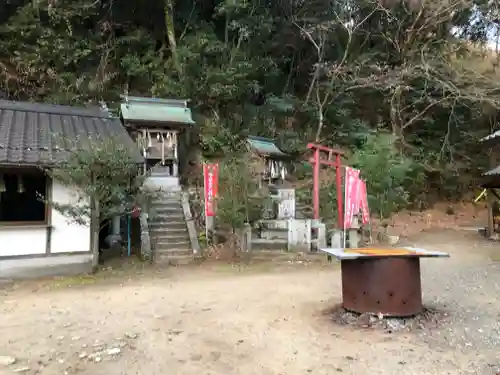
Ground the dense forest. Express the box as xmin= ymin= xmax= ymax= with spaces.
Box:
xmin=1 ymin=0 xmax=500 ymax=216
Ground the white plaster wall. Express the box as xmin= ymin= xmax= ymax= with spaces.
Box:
xmin=0 ymin=181 xmax=89 ymax=260
xmin=50 ymin=181 xmax=90 ymax=253
xmin=0 ymin=228 xmax=47 ymax=256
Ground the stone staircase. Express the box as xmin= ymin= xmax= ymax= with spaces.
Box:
xmin=149 ymin=190 xmax=193 ymax=265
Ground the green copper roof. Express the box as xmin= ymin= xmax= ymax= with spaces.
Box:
xmin=120 ymin=95 xmax=195 ymax=125
xmin=247 ymin=136 xmax=286 ymax=156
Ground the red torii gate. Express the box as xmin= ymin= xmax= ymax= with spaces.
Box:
xmin=307 ymin=143 xmax=344 ymax=228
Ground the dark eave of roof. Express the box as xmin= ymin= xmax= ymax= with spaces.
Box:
xmin=0 ymin=100 xmax=143 ymax=166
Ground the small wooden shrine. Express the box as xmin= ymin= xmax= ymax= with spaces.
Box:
xmin=246 ymin=136 xmax=289 ymax=186
xmin=120 ymin=95 xmax=195 ymax=181
xmin=245 ymin=136 xmax=296 ymax=220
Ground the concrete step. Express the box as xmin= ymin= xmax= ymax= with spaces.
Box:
xmin=152 ymin=213 xmax=184 ymax=220
xmin=153 ymin=234 xmax=191 ymax=244
xmin=150 ymin=213 xmax=185 ymax=222
xmin=149 ymin=219 xmax=187 ymax=232
xmin=155 ymin=239 xmax=191 ymax=248
xmin=152 ymin=229 xmax=189 ymax=237
xmin=153 ymin=199 xmax=183 ymax=206
xmin=151 ymin=205 xmax=184 ymax=215
xmin=149 ymin=221 xmax=187 ymax=231
xmin=151 ymin=199 xmax=182 ymax=207
xmin=251 ymin=238 xmax=288 ymax=251
xmin=153 ymin=186 xmax=182 ymax=194
xmin=152 ymin=197 xmax=182 ymax=204
xmin=152 ymin=191 xmax=182 ymax=199
xmin=152 ymin=208 xmax=183 ymax=215
xmin=153 ymin=232 xmax=190 ymax=242
xmin=151 ymin=199 xmax=181 ymax=205
xmin=150 ymin=216 xmax=185 ymax=223
xmin=152 ymin=226 xmax=188 ymax=234
xmin=156 ymin=248 xmax=193 ymax=257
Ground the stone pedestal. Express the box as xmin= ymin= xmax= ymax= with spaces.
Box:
xmin=239 ymin=223 xmax=252 ymax=262
xmin=287 ymin=219 xmax=311 ymax=252
xmin=314 ymin=222 xmax=327 ymax=251
xmin=331 ymin=230 xmax=343 ymax=248
xmin=348 ymin=215 xmax=360 ymax=248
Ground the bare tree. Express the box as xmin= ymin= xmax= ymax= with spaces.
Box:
xmin=293 ymin=0 xmax=379 ymax=141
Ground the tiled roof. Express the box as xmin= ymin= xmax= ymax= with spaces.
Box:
xmin=247 ymin=136 xmax=286 ymax=156
xmin=120 ymin=95 xmax=195 ymax=125
xmin=0 ymin=100 xmax=142 ymax=166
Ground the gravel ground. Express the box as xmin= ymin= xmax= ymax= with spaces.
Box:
xmin=406 ymin=230 xmax=500 ymax=374
xmin=1 ymin=229 xmax=500 ymax=375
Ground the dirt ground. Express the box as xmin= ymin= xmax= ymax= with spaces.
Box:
xmin=2 ymin=228 xmax=500 ymax=375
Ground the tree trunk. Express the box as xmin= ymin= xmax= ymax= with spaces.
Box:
xmin=390 ymin=89 xmax=404 ymax=153
xmin=89 ymin=171 xmax=100 ymax=272
xmin=164 ymin=0 xmax=180 ymax=75
xmin=90 ymin=197 xmax=100 ymax=272
xmin=315 ymin=104 xmax=324 ymax=142
xmin=487 ymin=189 xmax=494 ymax=238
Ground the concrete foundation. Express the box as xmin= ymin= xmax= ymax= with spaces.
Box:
xmin=0 ymin=253 xmax=93 ymax=279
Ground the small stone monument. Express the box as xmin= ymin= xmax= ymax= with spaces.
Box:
xmin=239 ymin=223 xmax=252 ymax=262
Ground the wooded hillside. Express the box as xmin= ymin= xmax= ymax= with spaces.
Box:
xmin=1 ymin=0 xmax=500 ymax=213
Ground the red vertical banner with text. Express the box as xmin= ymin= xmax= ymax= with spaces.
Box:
xmin=344 ymin=167 xmax=361 ymax=229
xmin=359 ymin=179 xmax=370 ymax=224
xmin=203 ymin=163 xmax=219 ymax=217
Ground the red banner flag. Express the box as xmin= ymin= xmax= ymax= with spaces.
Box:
xmin=203 ymin=163 xmax=219 ymax=217
xmin=344 ymin=167 xmax=361 ymax=229
xmin=359 ymin=179 xmax=370 ymax=224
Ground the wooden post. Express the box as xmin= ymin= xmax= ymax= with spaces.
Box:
xmin=312 ymin=148 xmax=320 ymax=219
xmin=487 ymin=189 xmax=494 ymax=238
xmin=335 ymin=153 xmax=343 ymax=229
xmin=89 ymin=172 xmax=100 ymax=271
xmin=307 ymin=143 xmax=345 ymax=223
xmin=90 ymin=197 xmax=100 ymax=271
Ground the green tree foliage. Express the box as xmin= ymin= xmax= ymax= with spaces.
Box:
xmin=46 ymin=137 xmax=150 ymax=226
xmin=216 ymin=156 xmax=267 ymax=232
xmin=1 ymin=0 xmax=499 ymax=212
xmin=350 ymin=133 xmax=416 ymax=218
xmin=47 ymin=139 xmax=153 ymax=225
xmin=45 ymin=136 xmax=155 ymax=267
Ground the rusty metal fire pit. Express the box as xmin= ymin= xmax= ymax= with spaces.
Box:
xmin=321 ymin=247 xmax=449 ymax=317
